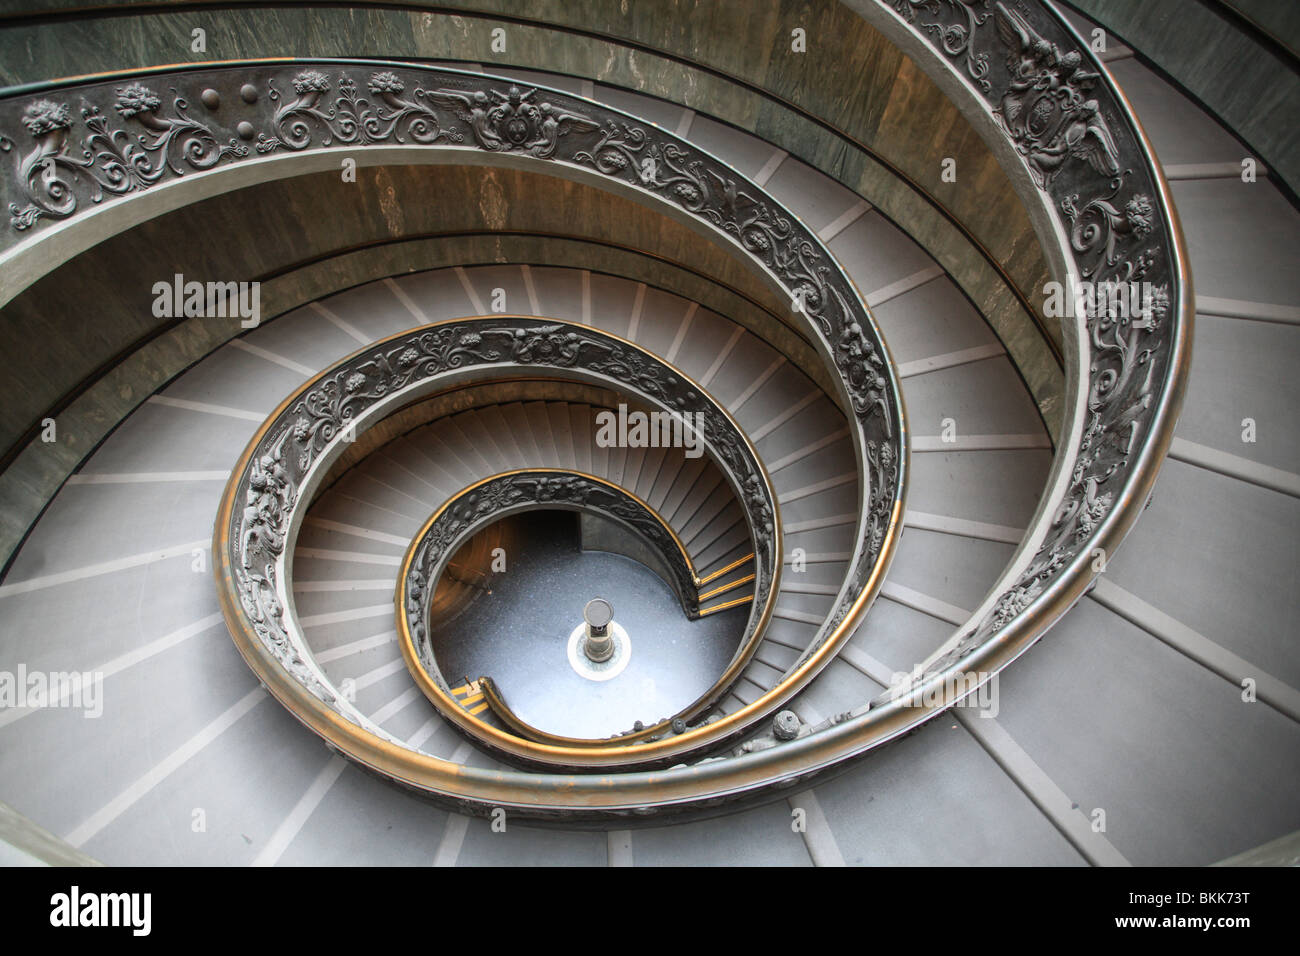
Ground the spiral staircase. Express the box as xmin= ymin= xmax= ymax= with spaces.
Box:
xmin=0 ymin=0 xmax=1295 ymax=867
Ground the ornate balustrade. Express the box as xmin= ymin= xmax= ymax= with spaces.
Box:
xmin=2 ymin=0 xmax=1190 ymax=816
xmin=1 ymin=64 xmax=905 ymax=738
xmin=398 ymin=468 xmax=761 ymax=760
xmin=217 ymin=316 xmax=860 ymax=772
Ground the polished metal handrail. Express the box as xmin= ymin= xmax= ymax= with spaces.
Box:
xmin=215 ymin=315 xmax=803 ymax=769
xmin=857 ymin=0 xmax=1191 ymax=714
xmin=409 ymin=467 xmax=711 ymax=621
xmin=0 ymin=0 xmax=1186 ymax=817
xmin=0 ymin=62 xmax=906 ymax=735
xmin=396 ymin=467 xmax=760 ymax=757
xmin=0 ymin=60 xmax=906 ymax=781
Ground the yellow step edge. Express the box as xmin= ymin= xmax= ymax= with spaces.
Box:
xmin=698 ymin=573 xmax=756 ymax=602
xmin=696 ymin=552 xmax=755 ymax=586
xmin=698 ymin=594 xmax=755 ymax=616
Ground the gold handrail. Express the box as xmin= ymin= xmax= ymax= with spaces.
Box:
xmin=395 ymin=467 xmax=761 ymax=749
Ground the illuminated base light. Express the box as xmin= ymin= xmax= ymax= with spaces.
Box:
xmin=567 ymin=620 xmax=631 ymax=681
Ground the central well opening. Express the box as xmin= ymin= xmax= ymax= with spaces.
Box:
xmin=428 ymin=510 xmax=747 ymax=738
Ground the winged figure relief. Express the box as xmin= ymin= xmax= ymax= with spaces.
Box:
xmin=1030 ymin=98 xmax=1121 ymax=183
xmin=995 ymin=1 xmax=1058 ymax=86
xmin=426 ymin=85 xmax=596 ymax=158
xmin=425 ymin=88 xmax=504 ymax=151
xmin=705 ymin=168 xmax=755 ymax=218
xmin=531 ymin=102 xmax=600 ymax=159
xmin=992 ymin=2 xmax=1119 ymax=187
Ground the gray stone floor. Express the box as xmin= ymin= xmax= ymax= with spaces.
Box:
xmin=431 ymin=511 xmax=747 ymax=738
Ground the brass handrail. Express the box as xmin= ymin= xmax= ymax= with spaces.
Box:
xmin=395 ymin=467 xmax=763 ymax=752
xmin=215 ymin=315 xmax=856 ymax=770
xmin=0 ymin=0 xmax=1189 ymax=817
xmin=0 ymin=62 xmax=905 ymax=707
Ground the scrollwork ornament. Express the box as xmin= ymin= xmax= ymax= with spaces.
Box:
xmin=4 ymin=63 xmax=908 ymax=753
xmin=227 ymin=319 xmax=783 ymax=724
xmin=885 ymin=0 xmax=1181 ymax=655
xmin=2 ymin=68 xmax=904 ymax=588
xmin=894 ymin=0 xmax=994 ymax=92
xmin=5 ymin=86 xmax=248 ymax=229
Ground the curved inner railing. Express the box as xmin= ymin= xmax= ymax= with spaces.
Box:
xmin=398 ymin=468 xmax=755 ymax=755
xmin=404 ymin=469 xmax=707 ymax=643
xmin=219 ymin=316 xmax=811 ymax=770
xmin=0 ymin=60 xmax=906 ymax=725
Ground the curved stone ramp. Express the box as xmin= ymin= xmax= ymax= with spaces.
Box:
xmin=282 ymin=262 xmax=1048 ymax=747
xmin=0 ymin=111 xmax=1052 ymax=860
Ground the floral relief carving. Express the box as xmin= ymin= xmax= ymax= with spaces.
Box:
xmin=3 ymin=85 xmax=246 ymax=230
xmin=0 ymin=60 xmax=974 ymax=725
xmin=0 ymin=0 xmax=1191 ymax=802
xmin=2 ymin=69 xmax=902 ymax=634
xmin=256 ymin=70 xmax=464 ymax=153
xmin=892 ymin=0 xmax=1182 ymax=675
xmin=231 ymin=319 xmax=780 ymax=703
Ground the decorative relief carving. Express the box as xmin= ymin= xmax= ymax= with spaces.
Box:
xmin=229 ymin=318 xmax=779 ymax=717
xmin=992 ymin=5 xmax=1119 ymax=188
xmin=426 ymin=84 xmax=599 ymax=158
xmin=4 ymin=62 xmax=912 ymax=759
xmin=256 ymin=70 xmax=463 ymax=153
xmin=894 ymin=0 xmax=994 ymax=92
xmin=3 ymin=85 xmax=246 ymax=230
xmin=4 ymin=66 xmax=902 ymax=678
xmin=889 ymin=0 xmax=1182 ymax=677
xmin=233 ymin=425 xmax=338 ymax=706
xmin=0 ymin=1 xmax=1186 ymax=804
